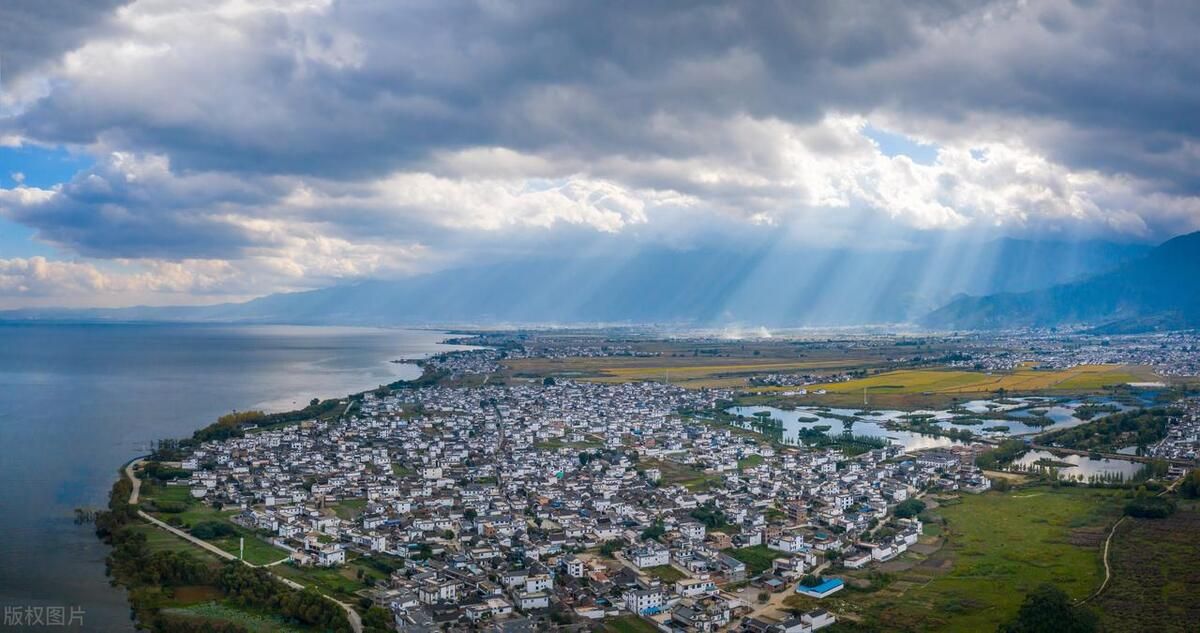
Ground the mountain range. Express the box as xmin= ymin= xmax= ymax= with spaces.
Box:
xmin=923 ymin=230 xmax=1200 ymax=332
xmin=3 ymin=237 xmax=1165 ymax=328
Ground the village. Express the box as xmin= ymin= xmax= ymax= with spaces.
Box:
xmin=162 ymin=372 xmax=996 ymax=633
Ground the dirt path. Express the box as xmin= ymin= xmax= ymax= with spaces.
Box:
xmin=1080 ymin=475 xmax=1183 ymax=605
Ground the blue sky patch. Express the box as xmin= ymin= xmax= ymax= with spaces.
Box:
xmin=0 ymin=144 xmax=92 ymax=189
xmin=863 ymin=125 xmax=939 ymax=165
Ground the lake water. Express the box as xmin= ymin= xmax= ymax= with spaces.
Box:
xmin=727 ymin=405 xmax=966 ymax=451
xmin=0 ymin=323 xmax=466 ymax=631
xmin=1012 ymin=449 xmax=1147 ymax=481
xmin=728 ymin=395 xmax=1135 ymax=448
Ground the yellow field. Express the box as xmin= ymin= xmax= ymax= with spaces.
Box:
xmin=806 ymin=364 xmax=1152 ymax=395
xmin=503 ymin=356 xmax=871 ymax=388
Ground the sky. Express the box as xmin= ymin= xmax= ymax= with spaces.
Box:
xmin=0 ymin=0 xmax=1198 ymax=309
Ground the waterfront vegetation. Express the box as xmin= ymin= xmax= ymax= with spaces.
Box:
xmin=1039 ymin=407 xmax=1176 ymax=452
xmin=90 ymin=476 xmax=376 ymax=633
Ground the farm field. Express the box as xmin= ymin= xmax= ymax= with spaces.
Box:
xmin=807 ymin=486 xmax=1122 ymax=632
xmin=503 ymin=355 xmax=876 ymax=388
xmin=805 ymin=364 xmax=1152 ymax=397
xmin=1093 ymin=502 xmax=1200 ymax=632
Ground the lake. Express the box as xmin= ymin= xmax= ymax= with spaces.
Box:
xmin=1012 ymin=450 xmax=1147 ymax=481
xmin=0 ymin=323 xmax=466 ymax=631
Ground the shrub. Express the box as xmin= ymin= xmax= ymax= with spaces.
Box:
xmin=1123 ymin=497 xmax=1176 ymax=519
xmin=191 ymin=520 xmax=237 ymax=540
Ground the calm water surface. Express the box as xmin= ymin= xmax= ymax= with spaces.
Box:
xmin=0 ymin=323 xmax=465 ymax=631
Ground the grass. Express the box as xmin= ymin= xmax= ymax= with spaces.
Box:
xmin=209 ymin=533 xmax=291 ymax=566
xmin=1093 ymin=501 xmax=1200 ymax=631
xmin=738 ymin=454 xmax=765 ymax=470
xmin=728 ymin=545 xmax=778 ymax=576
xmin=139 ymin=486 xmax=291 ymax=565
xmin=271 ymin=557 xmax=388 ymax=602
xmin=161 ymin=601 xmax=315 ymax=632
xmin=643 ymin=565 xmax=686 ymax=582
xmin=641 ymin=459 xmax=724 ymax=492
xmin=827 ymin=486 xmax=1122 ymax=632
xmin=330 ymin=498 xmax=367 ymax=520
xmin=603 ymin=615 xmax=660 ymax=633
xmin=128 ymin=524 xmax=224 ymax=562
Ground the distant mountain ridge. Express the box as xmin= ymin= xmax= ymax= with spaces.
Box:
xmin=1 ymin=238 xmax=1152 ymax=327
xmin=923 ymin=231 xmax=1200 ymax=331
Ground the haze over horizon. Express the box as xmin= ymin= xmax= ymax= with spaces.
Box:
xmin=2 ymin=1 xmax=1200 ymax=311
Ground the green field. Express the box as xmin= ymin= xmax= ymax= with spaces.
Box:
xmin=603 ymin=615 xmax=660 ymax=633
xmin=728 ymin=544 xmax=778 ymax=576
xmin=1093 ymin=501 xmax=1200 ymax=631
xmin=140 ymin=483 xmax=291 ymax=565
xmin=641 ymin=459 xmax=724 ymax=492
xmin=330 ymin=498 xmax=367 ymax=520
xmin=807 ymin=486 xmax=1122 ymax=632
xmin=738 ymin=454 xmax=765 ymax=470
xmin=643 ymin=565 xmax=686 ymax=582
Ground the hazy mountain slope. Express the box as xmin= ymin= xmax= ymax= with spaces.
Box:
xmin=923 ymin=231 xmax=1200 ymax=330
xmin=1 ymin=239 xmax=1149 ymax=326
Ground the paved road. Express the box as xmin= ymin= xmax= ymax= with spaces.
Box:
xmin=139 ymin=509 xmax=239 ymax=562
xmin=125 ymin=461 xmax=363 ymax=633
xmin=125 ymin=457 xmax=145 ymax=504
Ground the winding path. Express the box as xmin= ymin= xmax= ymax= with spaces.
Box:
xmin=124 ymin=460 xmax=363 ymax=633
xmin=1080 ymin=474 xmax=1184 ymax=605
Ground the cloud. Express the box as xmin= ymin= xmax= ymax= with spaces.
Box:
xmin=0 ymin=0 xmax=1198 ymax=307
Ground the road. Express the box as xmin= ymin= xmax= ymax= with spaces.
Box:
xmin=125 ymin=457 xmax=145 ymax=504
xmin=125 ymin=460 xmax=363 ymax=633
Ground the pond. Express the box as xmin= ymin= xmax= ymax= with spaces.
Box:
xmin=726 ymin=405 xmax=965 ymax=451
xmin=1011 ymin=449 xmax=1147 ymax=482
xmin=728 ymin=395 xmax=1136 ymax=444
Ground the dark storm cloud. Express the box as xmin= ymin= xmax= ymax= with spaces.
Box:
xmin=6 ymin=0 xmax=1196 ymax=192
xmin=5 ymin=0 xmax=981 ymax=177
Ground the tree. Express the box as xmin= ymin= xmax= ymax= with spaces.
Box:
xmin=999 ymin=584 xmax=1097 ymax=633
xmin=893 ymin=498 xmax=926 ymax=519
xmin=641 ymin=521 xmax=665 ymax=542
xmin=599 ymin=539 xmax=626 ymax=557
xmin=543 ymin=376 xmax=556 ymax=386
xmin=1180 ymin=469 xmax=1200 ymax=499
xmin=310 ymin=398 xmax=320 ymax=407
xmin=191 ymin=521 xmax=236 ymax=540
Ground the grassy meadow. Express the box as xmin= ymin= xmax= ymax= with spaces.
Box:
xmin=792 ymin=486 xmax=1123 ymax=632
